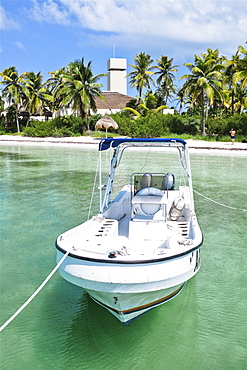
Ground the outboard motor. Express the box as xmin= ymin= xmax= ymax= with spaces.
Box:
xmin=163 ymin=173 xmax=175 ymax=190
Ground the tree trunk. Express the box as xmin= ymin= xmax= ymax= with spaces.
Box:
xmin=26 ymin=113 xmax=30 ymax=127
xmin=138 ymin=88 xmax=142 ymax=103
xmin=79 ymin=104 xmax=88 ymax=129
xmin=205 ymin=101 xmax=209 ymax=122
xmin=201 ymin=90 xmax=206 ymax=136
xmin=16 ymin=108 xmax=20 ymax=133
xmin=201 ymin=102 xmax=206 ymax=136
xmin=231 ymin=89 xmax=234 ymax=115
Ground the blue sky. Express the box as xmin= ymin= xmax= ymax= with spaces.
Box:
xmin=1 ymin=0 xmax=246 ymax=98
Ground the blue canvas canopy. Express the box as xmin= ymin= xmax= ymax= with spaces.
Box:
xmin=99 ymin=138 xmax=186 ymax=151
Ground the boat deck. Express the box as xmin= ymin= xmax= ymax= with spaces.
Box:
xmin=57 ymin=213 xmax=197 ymax=262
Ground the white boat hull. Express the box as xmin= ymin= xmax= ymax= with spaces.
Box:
xmin=88 ymin=284 xmax=185 ymax=324
xmin=56 ymin=247 xmax=201 ymax=324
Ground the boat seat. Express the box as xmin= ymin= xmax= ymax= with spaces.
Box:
xmin=163 ymin=173 xmax=175 ymax=190
xmin=131 ymin=187 xmax=166 ymax=219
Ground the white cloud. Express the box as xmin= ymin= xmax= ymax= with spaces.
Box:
xmin=13 ymin=41 xmax=26 ymax=50
xmin=30 ymin=0 xmax=71 ymax=25
xmin=0 ymin=5 xmax=20 ymax=30
xmin=57 ymin=0 xmax=246 ymax=39
xmin=30 ymin=1 xmax=246 ymax=41
xmin=27 ymin=0 xmax=247 ymax=57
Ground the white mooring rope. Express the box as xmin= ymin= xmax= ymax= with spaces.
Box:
xmin=193 ymin=190 xmax=247 ymax=211
xmin=0 ymin=249 xmax=71 ymax=332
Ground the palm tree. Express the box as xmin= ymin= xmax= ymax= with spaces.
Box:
xmin=223 ymin=48 xmax=244 ymax=115
xmin=46 ymin=67 xmax=66 ymax=112
xmin=52 ymin=58 xmax=106 ymax=129
xmin=155 ymin=81 xmax=177 ymax=107
xmin=175 ymin=87 xmax=191 ymax=113
xmin=0 ymin=66 xmax=26 ymax=132
xmin=155 ymin=56 xmax=178 ymax=85
xmin=126 ymin=52 xmax=155 ymax=102
xmin=180 ymin=49 xmax=224 ymax=135
xmin=233 ymin=44 xmax=247 ymax=90
xmin=22 ymin=71 xmax=52 ymax=125
xmin=154 ymin=56 xmax=179 ymax=105
xmin=124 ymin=93 xmax=167 ymax=117
xmin=233 ymin=84 xmax=247 ymax=113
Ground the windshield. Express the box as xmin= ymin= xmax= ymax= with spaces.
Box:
xmin=101 ymin=145 xmax=188 ymax=204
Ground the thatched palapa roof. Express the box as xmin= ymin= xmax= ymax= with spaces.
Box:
xmin=95 ymin=116 xmax=118 ymax=137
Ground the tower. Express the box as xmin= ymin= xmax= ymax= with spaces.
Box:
xmin=107 ymin=58 xmax=127 ymax=95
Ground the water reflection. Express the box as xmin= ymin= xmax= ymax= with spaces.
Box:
xmin=59 ymin=278 xmax=200 ymax=369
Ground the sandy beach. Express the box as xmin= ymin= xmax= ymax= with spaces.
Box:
xmin=0 ymin=135 xmax=246 ymax=154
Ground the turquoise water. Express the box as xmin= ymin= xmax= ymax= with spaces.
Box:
xmin=0 ymin=144 xmax=246 ymax=370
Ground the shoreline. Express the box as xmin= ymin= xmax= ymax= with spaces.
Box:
xmin=0 ymin=135 xmax=246 ymax=154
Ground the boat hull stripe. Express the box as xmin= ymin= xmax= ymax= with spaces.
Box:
xmin=90 ymin=283 xmax=185 ymax=316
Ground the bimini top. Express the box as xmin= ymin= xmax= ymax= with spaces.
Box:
xmin=99 ymin=138 xmax=187 ymax=151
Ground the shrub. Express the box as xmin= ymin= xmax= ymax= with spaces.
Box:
xmin=206 ymin=117 xmax=228 ymax=135
xmin=111 ymin=112 xmax=199 ymax=137
xmin=51 ymin=115 xmax=85 ymax=134
xmin=23 ymin=115 xmax=87 ymax=137
xmin=232 ymin=114 xmax=247 ymax=136
xmin=23 ymin=120 xmax=56 ymax=137
xmin=206 ymin=114 xmax=247 ymax=138
xmin=113 ymin=113 xmax=168 ymax=138
xmin=179 ymin=116 xmax=201 ymax=135
xmin=163 ymin=114 xmax=184 ymax=134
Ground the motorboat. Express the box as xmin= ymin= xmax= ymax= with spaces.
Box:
xmin=56 ymin=138 xmax=203 ymax=325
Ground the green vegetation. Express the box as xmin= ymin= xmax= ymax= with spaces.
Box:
xmin=0 ymin=44 xmax=246 ymax=140
xmin=22 ymin=115 xmax=102 ymax=137
xmin=11 ymin=110 xmax=245 ymax=142
xmin=180 ymin=49 xmax=225 ymax=135
xmin=111 ymin=111 xmax=247 ymax=141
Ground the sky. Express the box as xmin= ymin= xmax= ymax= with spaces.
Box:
xmin=0 ymin=0 xmax=246 ymax=98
